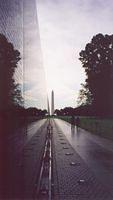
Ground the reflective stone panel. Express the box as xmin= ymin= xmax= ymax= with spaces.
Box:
xmin=0 ymin=0 xmax=47 ymax=109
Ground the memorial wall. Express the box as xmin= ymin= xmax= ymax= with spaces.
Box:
xmin=0 ymin=0 xmax=47 ymax=109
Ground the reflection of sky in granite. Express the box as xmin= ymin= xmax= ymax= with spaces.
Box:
xmin=0 ymin=0 xmax=47 ymax=109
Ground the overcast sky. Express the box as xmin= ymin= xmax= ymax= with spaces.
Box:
xmin=35 ymin=0 xmax=113 ymax=109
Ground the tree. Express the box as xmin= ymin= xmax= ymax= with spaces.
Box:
xmin=79 ymin=33 xmax=113 ymax=116
xmin=54 ymin=107 xmax=75 ymax=116
xmin=26 ymin=107 xmax=47 ymax=117
xmin=0 ymin=34 xmax=23 ymax=110
xmin=77 ymin=83 xmax=92 ymax=106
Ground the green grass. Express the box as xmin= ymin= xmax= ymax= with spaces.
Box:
xmin=57 ymin=116 xmax=113 ymax=141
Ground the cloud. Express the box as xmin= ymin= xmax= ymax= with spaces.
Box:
xmin=37 ymin=0 xmax=113 ymax=108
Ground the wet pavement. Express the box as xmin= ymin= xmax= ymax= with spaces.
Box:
xmin=1 ymin=118 xmax=113 ymax=199
xmin=53 ymin=118 xmax=113 ymax=199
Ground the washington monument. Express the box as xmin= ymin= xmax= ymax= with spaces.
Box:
xmin=51 ymin=90 xmax=54 ymax=115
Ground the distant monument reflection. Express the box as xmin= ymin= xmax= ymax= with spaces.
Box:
xmin=51 ymin=90 xmax=54 ymax=115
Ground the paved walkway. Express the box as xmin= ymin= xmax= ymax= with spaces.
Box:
xmin=52 ymin=118 xmax=113 ymax=200
xmin=1 ymin=118 xmax=113 ymax=200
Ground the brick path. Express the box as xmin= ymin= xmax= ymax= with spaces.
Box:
xmin=1 ymin=118 xmax=113 ymax=200
xmin=52 ymin=120 xmax=113 ymax=200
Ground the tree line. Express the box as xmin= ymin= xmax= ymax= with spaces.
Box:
xmin=0 ymin=34 xmax=47 ymax=120
xmin=0 ymin=33 xmax=23 ymax=111
xmin=78 ymin=33 xmax=113 ymax=117
xmin=55 ymin=33 xmax=113 ymax=117
xmin=54 ymin=105 xmax=93 ymax=116
xmin=1 ymin=33 xmax=113 ymax=118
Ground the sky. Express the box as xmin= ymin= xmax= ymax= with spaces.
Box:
xmin=34 ymin=0 xmax=113 ymax=109
xmin=20 ymin=0 xmax=47 ymax=109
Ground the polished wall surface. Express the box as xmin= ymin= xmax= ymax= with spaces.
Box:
xmin=0 ymin=0 xmax=47 ymax=109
